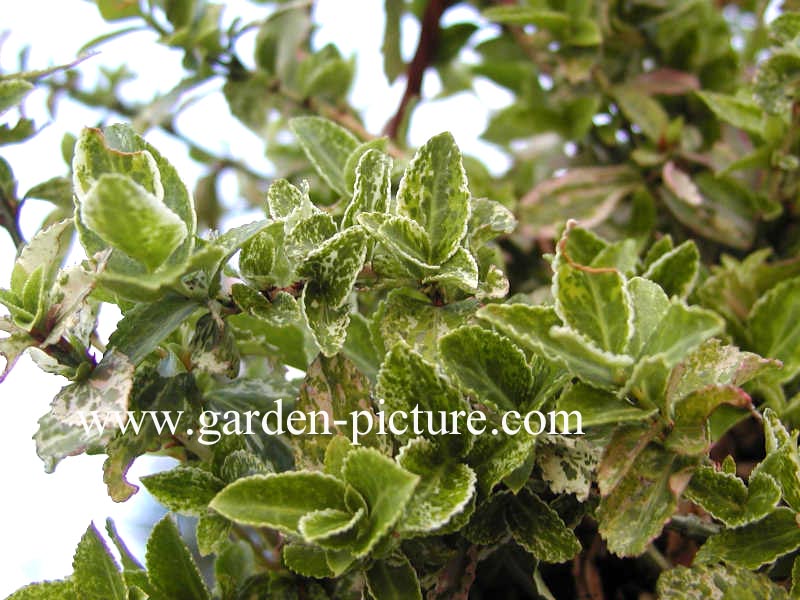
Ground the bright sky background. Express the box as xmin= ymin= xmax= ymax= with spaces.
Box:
xmin=0 ymin=0 xmax=511 ymax=594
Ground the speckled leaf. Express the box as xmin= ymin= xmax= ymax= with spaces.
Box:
xmin=366 ymin=555 xmax=422 ymax=600
xmin=658 ymin=564 xmax=789 ymax=599
xmin=358 ymin=212 xmax=435 ymax=270
xmin=440 ymin=325 xmax=532 ymax=411
xmin=298 ymin=226 xmax=367 ymax=309
xmin=396 ymin=131 xmax=470 ymax=265
xmin=468 ymin=197 xmax=516 ymax=249
xmin=0 ymin=327 xmax=33 ymax=383
xmin=685 ymin=466 xmax=780 ymax=527
xmin=597 ymin=443 xmax=695 ymax=556
xmin=290 ymin=116 xmax=359 ymax=196
xmin=266 ymin=178 xmax=305 ymax=220
xmin=371 ymin=288 xmax=478 ymax=359
xmin=33 ymin=411 xmax=109 ymax=473
xmin=397 ymin=437 xmax=476 ymax=534
xmin=696 ymin=508 xmax=800 ymax=569
xmin=642 ymin=240 xmax=699 ymax=299
xmin=146 ymin=517 xmax=210 ymax=600
xmin=377 ymin=342 xmax=472 ymax=457
xmin=295 ymin=353 xmax=386 ymax=467
xmin=667 ymin=339 xmax=780 ymax=403
xmin=140 ymin=466 xmax=225 ymax=516
xmin=508 ymin=489 xmax=581 ymax=563
xmin=422 ymin=246 xmax=478 ymax=292
xmin=749 ymin=276 xmax=800 ymax=381
xmin=342 ymin=149 xmax=392 ymax=229
xmin=301 ymin=285 xmax=351 ymax=356
xmin=342 ymin=447 xmax=419 ymax=557
xmin=285 ymin=212 xmax=338 ymax=263
xmin=80 ymin=173 xmax=187 ymax=271
xmin=666 ymin=385 xmax=753 ymax=456
xmin=50 ymin=350 xmax=135 ymax=428
xmin=210 ymin=472 xmax=347 ymax=534
xmin=536 ymin=435 xmax=603 ymax=501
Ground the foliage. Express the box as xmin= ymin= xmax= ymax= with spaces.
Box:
xmin=4 ymin=0 xmax=800 ymax=597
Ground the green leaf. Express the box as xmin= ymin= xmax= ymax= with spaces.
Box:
xmin=696 ymin=507 xmax=800 ymax=569
xmin=382 ymin=0 xmax=405 ymax=83
xmin=145 ymin=517 xmax=210 ymax=600
xmin=507 ymin=489 xmax=581 ymax=563
xmin=519 ymin=166 xmax=640 ymax=240
xmin=751 ymin=410 xmax=800 ymax=512
xmin=196 ymin=514 xmax=232 ymax=557
xmin=613 ymin=86 xmax=669 ymax=142
xmin=290 ymin=116 xmax=359 ymax=196
xmin=342 ymin=149 xmax=392 ymax=229
xmin=440 ymin=325 xmax=533 ymax=411
xmin=80 ymin=173 xmax=187 ymax=271
xmin=641 ymin=240 xmax=699 ymax=299
xmin=396 ymin=131 xmax=470 ymax=265
xmin=557 ymin=382 xmax=656 ymax=427
xmin=482 ymin=7 xmax=570 ymax=32
xmin=658 ymin=564 xmax=789 ymax=599
xmin=6 ymin=580 xmax=77 ymax=600
xmin=210 ymin=472 xmax=347 ymax=534
xmin=684 ymin=466 xmax=780 ymax=527
xmin=0 ymin=79 xmax=34 ymax=117
xmin=638 ymin=302 xmax=724 ymax=367
xmin=396 ymin=437 xmax=476 ymax=534
xmin=366 ymin=555 xmax=422 ymax=600
xmin=467 ymin=419 xmax=537 ymax=495
xmin=140 ymin=466 xmax=225 ymax=516
xmin=377 ymin=341 xmax=471 ymax=457
xmin=282 ymin=543 xmax=334 ymax=579
xmin=342 ymin=447 xmax=419 ymax=557
xmin=97 ymin=0 xmax=141 ymax=21
xmin=72 ymin=523 xmax=126 ymax=600
xmin=108 ymin=296 xmax=199 ymax=364
xmin=478 ymin=304 xmax=633 ymax=389
xmin=553 ymin=251 xmax=632 ymax=354
xmin=749 ymin=276 xmax=800 ymax=382
xmin=696 ymin=90 xmax=766 ymax=136
xmin=597 ymin=442 xmax=695 ymax=556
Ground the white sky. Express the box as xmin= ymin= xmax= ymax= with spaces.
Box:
xmin=0 ymin=1 xmax=510 ymax=593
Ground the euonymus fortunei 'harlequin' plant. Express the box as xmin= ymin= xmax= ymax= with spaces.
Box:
xmin=4 ymin=0 xmax=800 ymax=597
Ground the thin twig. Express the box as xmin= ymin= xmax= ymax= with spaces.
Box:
xmin=384 ymin=0 xmax=450 ymax=142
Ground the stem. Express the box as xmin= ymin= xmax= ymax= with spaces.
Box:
xmin=231 ymin=524 xmax=282 ymax=571
xmin=665 ymin=514 xmax=720 ymax=541
xmin=384 ymin=0 xmax=450 ymax=142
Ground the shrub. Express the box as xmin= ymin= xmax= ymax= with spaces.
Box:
xmin=3 ymin=1 xmax=800 ymax=597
